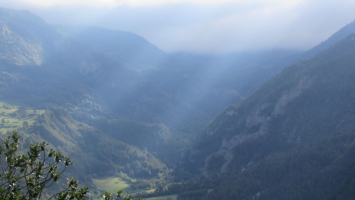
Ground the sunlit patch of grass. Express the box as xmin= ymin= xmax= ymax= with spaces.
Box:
xmin=92 ymin=177 xmax=130 ymax=193
xmin=145 ymin=194 xmax=178 ymax=200
xmin=0 ymin=101 xmax=45 ymax=133
xmin=35 ymin=110 xmax=46 ymax=115
xmin=144 ymin=189 xmax=156 ymax=194
xmin=0 ymin=109 xmax=17 ymax=114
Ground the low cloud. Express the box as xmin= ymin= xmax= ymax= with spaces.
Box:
xmin=0 ymin=0 xmax=300 ymax=8
xmin=1 ymin=0 xmax=355 ymax=53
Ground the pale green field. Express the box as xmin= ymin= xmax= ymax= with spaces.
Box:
xmin=92 ymin=177 xmax=130 ymax=193
xmin=0 ymin=102 xmax=45 ymax=133
xmin=145 ymin=194 xmax=178 ymax=200
xmin=143 ymin=189 xmax=155 ymax=194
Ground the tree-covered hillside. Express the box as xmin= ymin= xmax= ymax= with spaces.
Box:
xmin=180 ymin=33 xmax=355 ymax=199
xmin=1 ymin=6 xmax=355 ymax=199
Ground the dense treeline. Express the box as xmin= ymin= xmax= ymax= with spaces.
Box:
xmin=166 ymin=125 xmax=355 ymax=200
xmin=205 ymin=127 xmax=355 ymax=200
xmin=174 ymin=34 xmax=355 ymax=199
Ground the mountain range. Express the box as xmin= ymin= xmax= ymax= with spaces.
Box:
xmin=180 ymin=19 xmax=355 ymax=200
xmin=0 ymin=6 xmax=355 ymax=199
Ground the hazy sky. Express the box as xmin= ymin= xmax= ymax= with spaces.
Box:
xmin=2 ymin=0 xmax=355 ymax=53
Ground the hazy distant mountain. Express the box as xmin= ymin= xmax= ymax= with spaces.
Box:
xmin=0 ymin=7 xmax=169 ymax=183
xmin=303 ymin=19 xmax=355 ymax=59
xmin=2 ymin=6 xmax=355 ymax=198
xmin=0 ymin=7 xmax=131 ymax=81
xmin=57 ymin=26 xmax=166 ymax=69
xmin=239 ymin=19 xmax=355 ymax=95
xmin=183 ymin=33 xmax=355 ymax=199
xmin=0 ymin=7 xmax=59 ymax=66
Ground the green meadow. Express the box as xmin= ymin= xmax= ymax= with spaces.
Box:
xmin=92 ymin=177 xmax=130 ymax=193
xmin=0 ymin=102 xmax=44 ymax=133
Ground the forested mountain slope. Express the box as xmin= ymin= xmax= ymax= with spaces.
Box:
xmin=0 ymin=7 xmax=170 ymax=186
xmin=2 ymin=6 xmax=355 ymax=198
xmin=182 ymin=33 xmax=355 ymax=199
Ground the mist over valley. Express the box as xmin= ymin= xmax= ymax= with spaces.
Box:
xmin=0 ymin=2 xmax=355 ymax=199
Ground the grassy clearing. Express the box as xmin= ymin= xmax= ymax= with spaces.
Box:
xmin=143 ymin=189 xmax=155 ymax=194
xmin=92 ymin=177 xmax=130 ymax=193
xmin=0 ymin=102 xmax=45 ymax=133
xmin=145 ymin=194 xmax=178 ymax=200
